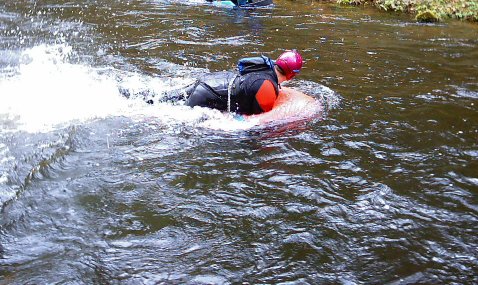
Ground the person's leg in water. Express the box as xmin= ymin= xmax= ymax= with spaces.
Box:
xmin=185 ymin=82 xmax=228 ymax=111
xmin=118 ymin=71 xmax=232 ymax=108
xmin=118 ymin=81 xmax=195 ymax=105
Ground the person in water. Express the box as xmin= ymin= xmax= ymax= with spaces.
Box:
xmin=207 ymin=0 xmax=273 ymax=7
xmin=184 ymin=50 xmax=303 ymax=116
xmin=231 ymin=0 xmax=273 ymax=6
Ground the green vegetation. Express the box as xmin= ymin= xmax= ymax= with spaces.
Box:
xmin=336 ymin=0 xmax=478 ymax=22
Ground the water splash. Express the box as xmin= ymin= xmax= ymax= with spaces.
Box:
xmin=0 ymin=44 xmax=217 ymax=132
xmin=0 ymin=44 xmax=129 ymax=132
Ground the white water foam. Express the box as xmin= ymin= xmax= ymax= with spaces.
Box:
xmin=0 ymin=44 xmax=259 ymax=134
xmin=0 ymin=44 xmax=132 ymax=132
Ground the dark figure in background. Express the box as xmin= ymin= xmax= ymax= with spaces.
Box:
xmin=230 ymin=0 xmax=273 ymax=7
xmin=206 ymin=0 xmax=274 ymax=7
xmin=185 ymin=50 xmax=303 ymax=115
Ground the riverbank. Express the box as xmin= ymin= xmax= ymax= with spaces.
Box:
xmin=336 ymin=0 xmax=478 ymax=22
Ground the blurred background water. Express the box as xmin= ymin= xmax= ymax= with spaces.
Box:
xmin=0 ymin=0 xmax=477 ymax=284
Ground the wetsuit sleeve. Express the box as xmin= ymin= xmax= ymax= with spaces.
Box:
xmin=248 ymin=79 xmax=277 ymax=112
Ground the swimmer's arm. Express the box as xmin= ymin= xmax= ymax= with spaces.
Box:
xmin=254 ymin=80 xmax=277 ymax=112
xmin=245 ymin=78 xmax=277 ymax=113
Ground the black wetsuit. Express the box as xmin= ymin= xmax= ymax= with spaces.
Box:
xmin=185 ymin=69 xmax=279 ymax=115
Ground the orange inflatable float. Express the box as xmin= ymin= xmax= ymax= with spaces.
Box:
xmin=245 ymin=87 xmax=322 ymax=124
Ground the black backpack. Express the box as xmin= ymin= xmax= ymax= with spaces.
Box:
xmin=237 ymin=55 xmax=275 ymax=75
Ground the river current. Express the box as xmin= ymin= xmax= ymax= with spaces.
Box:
xmin=0 ymin=0 xmax=477 ymax=284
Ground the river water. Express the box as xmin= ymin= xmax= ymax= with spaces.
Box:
xmin=1 ymin=0 xmax=477 ymax=284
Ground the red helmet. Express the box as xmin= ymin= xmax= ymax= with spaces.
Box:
xmin=275 ymin=49 xmax=303 ymax=80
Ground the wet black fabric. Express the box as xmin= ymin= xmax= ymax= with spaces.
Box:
xmin=229 ymin=69 xmax=279 ymax=114
xmin=185 ymin=71 xmax=235 ymax=111
xmin=185 ymin=70 xmax=279 ymax=115
xmin=229 ymin=0 xmax=274 ymax=7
